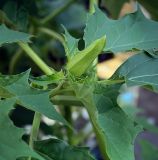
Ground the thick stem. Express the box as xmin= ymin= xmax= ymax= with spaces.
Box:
xmin=18 ymin=42 xmax=55 ymax=75
xmin=64 ymin=106 xmax=73 ymax=144
xmin=39 ymin=27 xmax=64 ymax=44
xmin=40 ymin=0 xmax=75 ymax=24
xmin=52 ymin=95 xmax=83 ymax=106
xmin=85 ymin=103 xmax=109 ymax=160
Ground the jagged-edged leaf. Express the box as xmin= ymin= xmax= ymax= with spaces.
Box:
xmin=63 ymin=27 xmax=79 ymax=58
xmin=84 ymin=6 xmax=158 ymax=53
xmin=0 ymin=69 xmax=68 ymax=126
xmin=30 ymin=71 xmax=64 ymax=88
xmin=140 ymin=139 xmax=158 ymax=160
xmin=0 ymin=99 xmax=44 ymax=160
xmin=0 ymin=24 xmax=31 ymax=46
xmin=34 ymin=138 xmax=95 ymax=160
xmin=111 ymin=51 xmax=158 ymax=90
xmin=98 ymin=108 xmax=142 ymax=160
xmin=71 ymin=81 xmax=142 ymax=160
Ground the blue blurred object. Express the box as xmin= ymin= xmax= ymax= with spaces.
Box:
xmin=91 ymin=146 xmax=103 ymax=160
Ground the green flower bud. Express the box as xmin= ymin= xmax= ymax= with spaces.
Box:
xmin=67 ymin=36 xmax=106 ymax=77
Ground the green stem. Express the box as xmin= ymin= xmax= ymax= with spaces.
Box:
xmin=18 ymin=42 xmax=54 ymax=160
xmin=52 ymin=95 xmax=83 ymax=106
xmin=29 ymin=112 xmax=42 ymax=148
xmin=40 ymin=0 xmax=75 ymax=24
xmin=64 ymin=106 xmax=73 ymax=144
xmin=9 ymin=48 xmax=23 ymax=74
xmin=39 ymin=27 xmax=64 ymax=44
xmin=89 ymin=0 xmax=98 ymax=14
xmin=88 ymin=2 xmax=109 ymax=159
xmin=85 ymin=105 xmax=110 ymax=160
xmin=28 ymin=112 xmax=42 ymax=160
xmin=18 ymin=42 xmax=55 ymax=75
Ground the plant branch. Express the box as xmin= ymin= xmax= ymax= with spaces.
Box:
xmin=52 ymin=95 xmax=83 ymax=106
xmin=39 ymin=27 xmax=64 ymax=44
xmin=28 ymin=112 xmax=42 ymax=148
xmin=64 ymin=106 xmax=73 ymax=144
xmin=85 ymin=104 xmax=110 ymax=160
xmin=28 ymin=112 xmax=41 ymax=160
xmin=40 ymin=0 xmax=75 ymax=24
xmin=18 ymin=42 xmax=55 ymax=75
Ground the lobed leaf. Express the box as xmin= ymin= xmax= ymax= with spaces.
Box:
xmin=0 ymin=24 xmax=31 ymax=46
xmin=0 ymin=99 xmax=44 ymax=160
xmin=63 ymin=27 xmax=79 ymax=58
xmin=71 ymin=81 xmax=142 ymax=160
xmin=84 ymin=6 xmax=158 ymax=53
xmin=0 ymin=69 xmax=68 ymax=126
xmin=111 ymin=51 xmax=158 ymax=91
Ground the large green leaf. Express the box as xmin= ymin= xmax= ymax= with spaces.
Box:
xmin=0 ymin=99 xmax=44 ymax=160
xmin=71 ymin=81 xmax=142 ymax=160
xmin=0 ymin=70 xmax=68 ymax=125
xmin=111 ymin=51 xmax=158 ymax=90
xmin=63 ymin=27 xmax=79 ymax=58
xmin=98 ymin=108 xmax=141 ymax=160
xmin=34 ymin=138 xmax=95 ymax=160
xmin=0 ymin=24 xmax=31 ymax=46
xmin=84 ymin=6 xmax=158 ymax=53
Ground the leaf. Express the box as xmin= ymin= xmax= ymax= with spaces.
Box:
xmin=34 ymin=138 xmax=96 ymax=160
xmin=98 ymin=108 xmax=141 ymax=160
xmin=94 ymin=84 xmax=142 ymax=160
xmin=140 ymin=139 xmax=158 ymax=160
xmin=84 ymin=6 xmax=158 ymax=53
xmin=63 ymin=26 xmax=79 ymax=58
xmin=29 ymin=71 xmax=64 ymax=89
xmin=0 ymin=69 xmax=68 ymax=126
xmin=71 ymin=81 xmax=142 ymax=160
xmin=0 ymin=99 xmax=44 ymax=160
xmin=111 ymin=51 xmax=158 ymax=90
xmin=0 ymin=24 xmax=31 ymax=46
